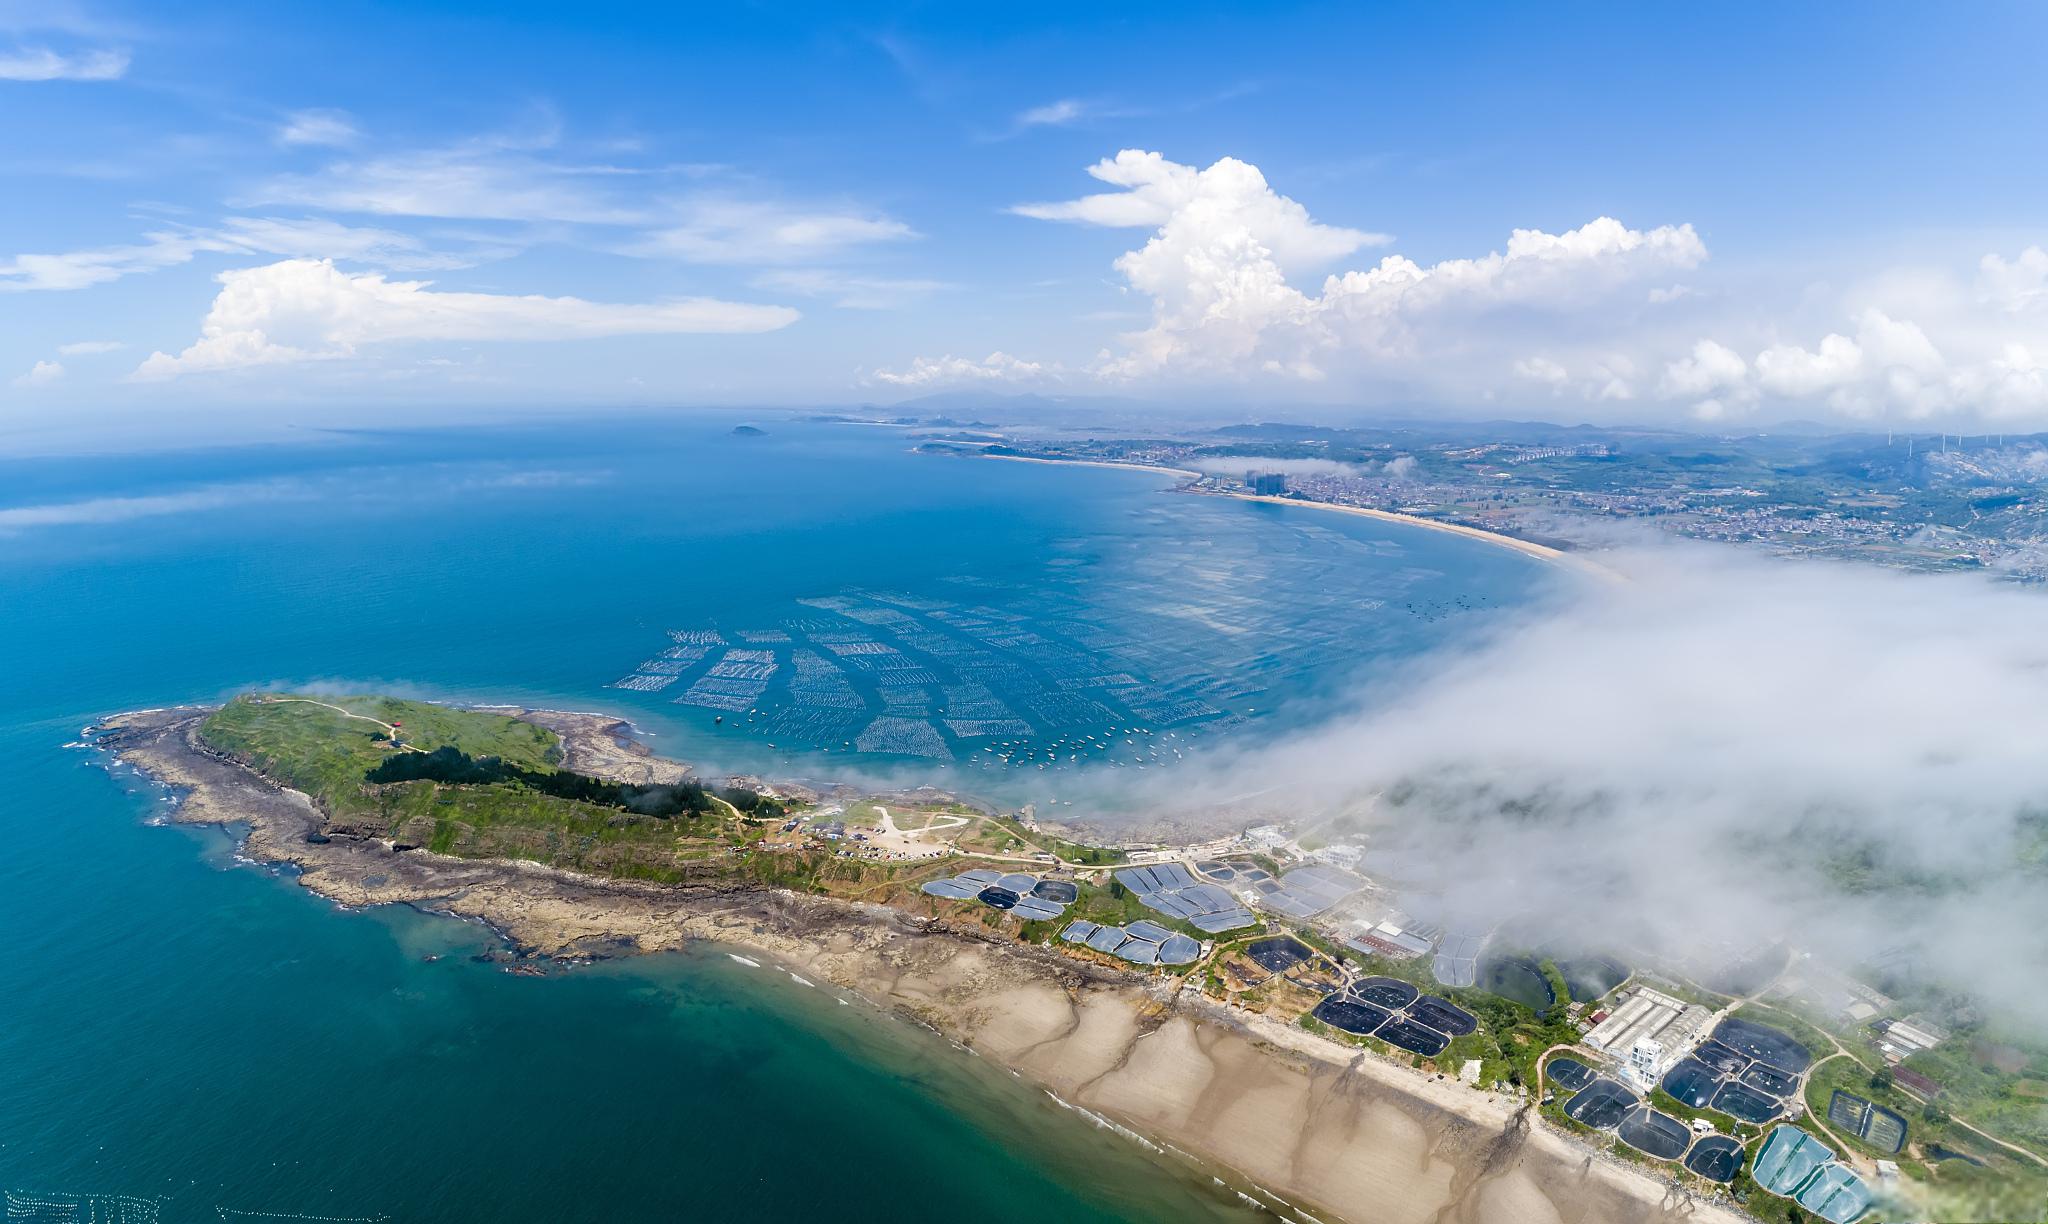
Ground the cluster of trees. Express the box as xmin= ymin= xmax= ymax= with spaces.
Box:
xmin=366 ymin=746 xmax=715 ymax=818
xmin=720 ymin=787 xmax=787 ymax=822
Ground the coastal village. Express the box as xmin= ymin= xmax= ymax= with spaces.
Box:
xmin=101 ymin=693 xmax=2047 ymax=1224
xmin=761 ymin=789 xmax=2039 ymax=1224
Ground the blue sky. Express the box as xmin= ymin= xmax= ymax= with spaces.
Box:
xmin=7 ymin=1 xmax=2048 ymax=432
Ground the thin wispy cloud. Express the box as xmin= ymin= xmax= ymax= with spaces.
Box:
xmin=638 ymin=199 xmax=917 ymax=264
xmin=753 ymin=269 xmax=948 ymax=310
xmin=276 ymin=108 xmax=359 ymax=148
xmin=0 ymin=464 xmax=612 ymax=530
xmin=0 ymin=216 xmax=493 ymax=291
xmin=1016 ymin=98 xmax=1086 ymax=128
xmin=0 ymin=44 xmax=128 ymax=81
xmin=253 ymin=142 xmax=653 ymax=225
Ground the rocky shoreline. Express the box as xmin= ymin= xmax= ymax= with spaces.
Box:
xmin=95 ymin=704 xmax=1747 ymax=1224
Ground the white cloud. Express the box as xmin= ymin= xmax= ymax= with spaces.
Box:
xmin=1513 ymin=355 xmax=1568 ymax=386
xmin=640 ymin=200 xmax=916 ymax=264
xmin=1317 ymin=215 xmax=1707 ymax=320
xmin=869 ymin=351 xmax=1044 ymax=387
xmin=0 ymin=44 xmax=127 ymax=81
xmin=1658 ymin=338 xmax=1749 ymax=399
xmin=134 ymin=258 xmax=799 ymax=379
xmin=217 ymin=216 xmax=497 ymax=270
xmin=11 ymin=359 xmax=62 ymax=387
xmin=1008 ymin=152 xmax=1703 ymax=387
xmin=1978 ymin=246 xmax=2048 ymax=313
xmin=1015 ymin=149 xmax=1388 ymax=262
xmin=254 ymin=142 xmax=650 ymax=225
xmin=0 ymin=216 xmax=485 ymax=292
xmin=0 ymin=232 xmax=203 ymax=291
xmin=1016 ymin=98 xmax=1086 ymax=128
xmin=56 ymin=339 xmax=124 ymax=355
xmin=1754 ymin=332 xmax=1866 ymax=398
xmin=1671 ymin=309 xmax=1965 ymax=421
xmin=276 ymin=108 xmax=360 ymax=148
xmin=753 ymin=269 xmax=948 ymax=310
xmin=1028 ymin=542 xmax=2048 ymax=1055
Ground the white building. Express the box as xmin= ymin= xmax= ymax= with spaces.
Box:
xmin=1585 ymin=987 xmax=1711 ymax=1084
xmin=1627 ymin=1038 xmax=1666 ymax=1088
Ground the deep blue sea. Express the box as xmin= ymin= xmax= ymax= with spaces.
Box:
xmin=0 ymin=416 xmax=1555 ymax=1222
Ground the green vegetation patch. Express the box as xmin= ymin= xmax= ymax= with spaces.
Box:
xmin=198 ymin=693 xmax=756 ymax=883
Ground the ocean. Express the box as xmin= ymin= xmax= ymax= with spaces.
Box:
xmin=0 ymin=416 xmax=1556 ymax=1222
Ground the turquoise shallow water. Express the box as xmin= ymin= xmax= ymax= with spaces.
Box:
xmin=0 ymin=417 xmax=1554 ymax=1222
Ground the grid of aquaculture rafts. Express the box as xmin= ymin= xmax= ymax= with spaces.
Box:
xmin=674 ymin=648 xmax=779 ymax=712
xmin=599 ymin=503 xmax=1502 ymax=766
xmin=919 ymin=869 xmax=1072 ymax=922
xmin=605 ymin=588 xmax=1256 ymax=765
xmin=1113 ymin=864 xmax=1255 ymax=933
xmin=1309 ymin=984 xmax=1475 ymax=1056
xmin=1658 ymin=1016 xmax=1811 ymax=1125
xmin=1061 ymin=918 xmax=1201 ymax=966
xmin=606 ymin=632 xmax=723 ymax=692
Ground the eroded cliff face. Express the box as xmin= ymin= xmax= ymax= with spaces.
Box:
xmin=99 ymin=708 xmax=1736 ymax=1224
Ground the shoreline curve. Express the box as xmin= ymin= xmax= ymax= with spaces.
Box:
xmin=969 ymin=451 xmax=1621 ymax=581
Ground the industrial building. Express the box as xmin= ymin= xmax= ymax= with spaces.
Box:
xmin=1873 ymin=1016 xmax=1948 ymax=1062
xmin=1584 ymin=986 xmax=1712 ymax=1085
xmin=1346 ymin=920 xmax=1433 ymax=960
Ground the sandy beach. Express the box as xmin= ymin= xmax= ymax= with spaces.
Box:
xmin=974 ymin=452 xmax=1206 ymax=481
xmin=1205 ymin=490 xmax=1636 ymax=589
xmin=967 ymin=451 xmax=1623 ymax=581
xmin=96 ymin=705 xmax=1738 ymax=1224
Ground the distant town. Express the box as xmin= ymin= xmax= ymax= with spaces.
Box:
xmin=908 ymin=417 xmax=2048 ymax=580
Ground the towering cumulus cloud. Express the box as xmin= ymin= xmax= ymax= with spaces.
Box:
xmin=1011 ymin=149 xmax=1703 ymax=385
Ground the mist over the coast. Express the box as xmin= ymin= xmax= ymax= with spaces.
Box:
xmin=1070 ymin=540 xmax=2048 ymax=1023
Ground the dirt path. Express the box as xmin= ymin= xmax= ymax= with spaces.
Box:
xmin=1756 ymin=1000 xmax=2048 ymax=1172
xmin=255 ymin=696 xmax=421 ymax=751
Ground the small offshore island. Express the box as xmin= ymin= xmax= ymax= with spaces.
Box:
xmin=94 ymin=695 xmax=2013 ymax=1224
